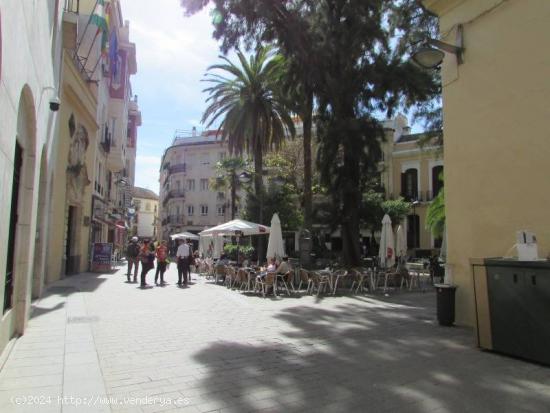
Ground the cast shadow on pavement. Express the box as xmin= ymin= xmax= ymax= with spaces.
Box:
xmin=191 ymin=294 xmax=550 ymax=412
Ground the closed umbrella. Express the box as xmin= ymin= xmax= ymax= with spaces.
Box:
xmin=396 ymin=223 xmax=407 ymax=265
xmin=379 ymin=214 xmax=395 ymax=268
xmin=266 ymin=213 xmax=285 ymax=260
xmin=213 ymin=235 xmax=224 ymax=259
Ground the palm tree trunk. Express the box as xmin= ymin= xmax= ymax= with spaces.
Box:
xmin=302 ymin=90 xmax=313 ymax=231
xmin=231 ymin=172 xmax=237 ymax=220
xmin=254 ymin=149 xmax=264 ymax=263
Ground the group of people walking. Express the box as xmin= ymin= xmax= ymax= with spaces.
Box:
xmin=125 ymin=237 xmax=195 ymax=288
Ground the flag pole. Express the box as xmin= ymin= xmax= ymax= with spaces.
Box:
xmin=75 ymin=0 xmax=100 ymax=55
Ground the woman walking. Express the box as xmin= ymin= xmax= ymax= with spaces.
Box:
xmin=155 ymin=240 xmax=169 ymax=285
xmin=139 ymin=240 xmax=155 ymax=288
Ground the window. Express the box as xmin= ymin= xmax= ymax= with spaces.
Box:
xmin=217 ymin=192 xmax=225 ymax=200
xmin=187 ymin=205 xmax=194 ymax=216
xmin=200 ymin=179 xmax=209 ymax=191
xmin=217 ymin=205 xmax=225 ymax=216
xmin=201 ymin=153 xmax=210 ymax=165
xmin=407 ymin=214 xmax=420 ymax=249
xmin=145 ymin=202 xmax=151 ymax=212
xmin=187 ymin=179 xmax=195 ymax=191
xmin=200 ymin=205 xmax=208 ymax=216
xmin=134 ymin=200 xmax=141 ymax=211
xmin=401 ymin=168 xmax=418 ymax=201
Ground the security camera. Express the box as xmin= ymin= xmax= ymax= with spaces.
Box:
xmin=49 ymin=97 xmax=61 ymax=112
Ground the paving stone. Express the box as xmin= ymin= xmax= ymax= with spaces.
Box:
xmin=0 ymin=266 xmax=548 ymax=413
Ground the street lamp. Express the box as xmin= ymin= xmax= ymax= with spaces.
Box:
xmin=412 ymin=200 xmax=420 ymax=251
xmin=411 ymin=24 xmax=464 ymax=69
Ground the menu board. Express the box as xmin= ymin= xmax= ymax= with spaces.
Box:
xmin=91 ymin=243 xmax=113 ymax=272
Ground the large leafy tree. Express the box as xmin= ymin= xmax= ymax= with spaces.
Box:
xmin=201 ymin=46 xmax=295 ymax=257
xmin=183 ymin=0 xmax=440 ymax=266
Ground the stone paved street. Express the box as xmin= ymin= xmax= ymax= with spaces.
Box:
xmin=0 ymin=265 xmax=549 ymax=413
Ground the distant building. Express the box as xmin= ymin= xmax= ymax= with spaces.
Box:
xmin=132 ymin=187 xmax=159 ymax=239
xmin=159 ymin=128 xmax=239 ymax=239
xmin=381 ymin=115 xmax=443 ymax=254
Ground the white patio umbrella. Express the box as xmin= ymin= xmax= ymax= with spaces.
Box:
xmin=199 ymin=219 xmax=270 ymax=237
xmin=395 ymin=223 xmax=407 ymax=264
xmin=266 ymin=213 xmax=285 ymax=260
xmin=170 ymin=231 xmax=199 ymax=240
xmin=379 ymin=214 xmax=395 ymax=268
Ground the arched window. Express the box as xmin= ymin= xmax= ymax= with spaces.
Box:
xmin=401 ymin=168 xmax=418 ymax=201
xmin=432 ymin=165 xmax=444 ymax=199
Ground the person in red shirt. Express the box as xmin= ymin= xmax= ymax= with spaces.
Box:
xmin=155 ymin=240 xmax=169 ymax=285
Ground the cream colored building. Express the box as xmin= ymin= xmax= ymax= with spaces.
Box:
xmin=0 ymin=0 xmax=63 ymax=353
xmin=423 ymin=0 xmax=550 ymax=326
xmin=132 ymin=187 xmax=159 ymax=240
xmin=381 ymin=115 xmax=443 ymax=254
xmin=160 ymin=129 xmax=238 ymax=239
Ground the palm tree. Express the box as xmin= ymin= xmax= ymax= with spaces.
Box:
xmin=210 ymin=157 xmax=247 ymax=220
xmin=202 ymin=46 xmax=295 ymax=230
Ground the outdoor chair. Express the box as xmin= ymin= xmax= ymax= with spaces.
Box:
xmin=276 ymin=271 xmax=292 ymax=296
xmin=349 ymin=268 xmax=368 ymax=294
xmin=236 ymin=268 xmax=248 ymax=291
xmin=215 ymin=265 xmax=226 ymax=284
xmin=330 ymin=269 xmax=348 ymax=295
xmin=310 ymin=272 xmax=330 ymax=297
xmin=382 ymin=267 xmax=403 ymax=292
xmin=225 ymin=266 xmax=237 ymax=288
xmin=256 ymin=272 xmax=276 ymax=298
xmin=298 ymin=269 xmax=313 ymax=293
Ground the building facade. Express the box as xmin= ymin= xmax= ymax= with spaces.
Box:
xmin=0 ymin=0 xmax=140 ymax=355
xmin=423 ymin=0 xmax=550 ymax=326
xmin=132 ymin=187 xmax=159 ymax=239
xmin=160 ymin=129 xmax=240 ymax=239
xmin=0 ymin=0 xmax=63 ymax=352
xmin=381 ymin=115 xmax=444 ymax=254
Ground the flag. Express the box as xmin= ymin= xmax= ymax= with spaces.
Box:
xmin=90 ymin=0 xmax=110 ymax=55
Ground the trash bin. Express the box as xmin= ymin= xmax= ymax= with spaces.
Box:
xmin=434 ymin=284 xmax=457 ymax=326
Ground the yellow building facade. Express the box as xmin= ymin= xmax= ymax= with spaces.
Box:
xmin=423 ymin=0 xmax=550 ymax=325
xmin=46 ymin=52 xmax=99 ymax=281
xmin=381 ymin=116 xmax=444 ymax=254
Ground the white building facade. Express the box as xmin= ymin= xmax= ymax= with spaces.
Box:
xmin=160 ymin=129 xmax=242 ymax=239
xmin=0 ymin=0 xmax=64 ymax=351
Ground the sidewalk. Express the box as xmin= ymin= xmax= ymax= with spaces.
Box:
xmin=0 ymin=264 xmax=549 ymax=412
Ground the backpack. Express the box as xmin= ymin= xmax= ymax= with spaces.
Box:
xmin=127 ymin=243 xmax=140 ymax=258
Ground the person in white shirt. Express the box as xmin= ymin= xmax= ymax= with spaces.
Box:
xmin=176 ymin=239 xmax=191 ymax=286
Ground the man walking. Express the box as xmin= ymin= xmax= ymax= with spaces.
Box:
xmin=176 ymin=238 xmax=191 ymax=286
xmin=126 ymin=236 xmax=140 ymax=282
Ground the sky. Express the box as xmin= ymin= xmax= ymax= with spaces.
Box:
xmin=121 ymin=0 xmax=223 ymax=195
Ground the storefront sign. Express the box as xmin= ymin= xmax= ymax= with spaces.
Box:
xmin=91 ymin=242 xmax=113 ymax=272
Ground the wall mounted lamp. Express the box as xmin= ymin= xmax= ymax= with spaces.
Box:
xmin=411 ymin=24 xmax=464 ymax=69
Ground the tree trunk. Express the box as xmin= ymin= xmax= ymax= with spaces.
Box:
xmin=254 ymin=143 xmax=264 ymax=263
xmin=302 ymin=90 xmax=313 ymax=231
xmin=231 ymin=172 xmax=237 ymax=220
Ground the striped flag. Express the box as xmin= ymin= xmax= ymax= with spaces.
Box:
xmin=90 ymin=0 xmax=110 ymax=55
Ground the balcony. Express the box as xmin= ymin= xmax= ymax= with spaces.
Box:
xmin=163 ymin=215 xmax=185 ymax=225
xmin=162 ymin=189 xmax=186 ymax=206
xmin=169 ymin=163 xmax=186 ymax=175
xmin=399 ymin=190 xmax=440 ymax=203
